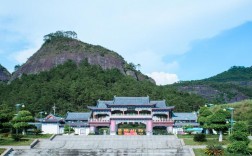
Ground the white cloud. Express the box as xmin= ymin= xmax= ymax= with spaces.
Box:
xmin=8 ymin=39 xmax=42 ymax=71
xmin=1 ymin=0 xmax=252 ymax=78
xmin=147 ymin=72 xmax=179 ymax=85
xmin=11 ymin=47 xmax=37 ymax=64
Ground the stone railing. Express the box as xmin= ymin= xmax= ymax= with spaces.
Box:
xmin=111 ymin=114 xmax=151 ymax=116
xmin=110 ymin=114 xmax=152 ymax=119
xmin=88 ymin=118 xmax=110 ymax=122
xmin=152 ymin=118 xmax=173 ymax=123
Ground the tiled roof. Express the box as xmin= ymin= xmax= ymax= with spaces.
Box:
xmin=90 ymin=97 xmax=172 ymax=109
xmin=150 ymin=100 xmax=166 ymax=108
xmin=43 ymin=114 xmax=64 ymax=123
xmin=113 ymin=96 xmax=150 ymax=105
xmin=98 ymin=101 xmax=113 ymax=108
xmin=173 ymin=112 xmax=197 ymax=121
xmin=65 ymin=112 xmax=91 ymax=121
xmin=174 ymin=122 xmax=200 ymax=127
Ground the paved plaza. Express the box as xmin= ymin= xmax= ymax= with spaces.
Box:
xmin=9 ymin=135 xmax=193 ymax=156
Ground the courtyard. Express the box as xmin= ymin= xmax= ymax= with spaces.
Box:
xmin=10 ymin=135 xmax=193 ymax=156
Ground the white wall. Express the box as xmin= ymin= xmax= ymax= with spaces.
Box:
xmin=172 ymin=127 xmax=184 ymax=134
xmin=73 ymin=127 xmax=90 ymax=135
xmin=42 ymin=123 xmax=60 ymax=134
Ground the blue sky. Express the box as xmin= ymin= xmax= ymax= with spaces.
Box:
xmin=1 ymin=0 xmax=252 ymax=85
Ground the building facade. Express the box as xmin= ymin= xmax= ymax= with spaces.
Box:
xmin=88 ymin=96 xmax=175 ymax=135
xmin=172 ymin=112 xmax=200 ymax=134
xmin=65 ymin=112 xmax=90 ymax=135
xmin=41 ymin=114 xmax=65 ymax=134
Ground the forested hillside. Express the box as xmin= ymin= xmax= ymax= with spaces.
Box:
xmin=209 ymin=100 xmax=252 ymax=122
xmin=172 ymin=66 xmax=252 ymax=103
xmin=0 ymin=60 xmax=205 ymax=115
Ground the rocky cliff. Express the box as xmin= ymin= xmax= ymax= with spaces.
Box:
xmin=172 ymin=66 xmax=252 ymax=103
xmin=12 ymin=35 xmax=155 ymax=83
xmin=0 ymin=64 xmax=11 ymax=82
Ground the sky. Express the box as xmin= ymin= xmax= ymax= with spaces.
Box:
xmin=1 ymin=0 xmax=252 ymax=85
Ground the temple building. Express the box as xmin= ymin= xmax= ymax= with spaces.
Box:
xmin=87 ymin=96 xmax=175 ymax=135
xmin=65 ymin=112 xmax=90 ymax=135
xmin=172 ymin=112 xmax=200 ymax=134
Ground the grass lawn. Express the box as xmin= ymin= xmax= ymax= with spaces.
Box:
xmin=23 ymin=134 xmax=52 ymax=139
xmin=0 ymin=138 xmax=33 ymax=146
xmin=183 ymin=138 xmax=229 ymax=146
xmin=0 ymin=148 xmax=6 ymax=155
xmin=178 ymin=134 xmax=230 ymax=146
xmin=177 ymin=134 xmax=220 ymax=139
xmin=194 ymin=149 xmax=247 ymax=156
xmin=0 ymin=134 xmax=52 ymax=146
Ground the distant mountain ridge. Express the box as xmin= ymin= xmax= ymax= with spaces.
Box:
xmin=0 ymin=64 xmax=11 ymax=82
xmin=11 ymin=31 xmax=155 ymax=83
xmin=172 ymin=66 xmax=252 ymax=103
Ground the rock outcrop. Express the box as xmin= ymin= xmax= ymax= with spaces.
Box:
xmin=11 ymin=37 xmax=155 ymax=83
xmin=0 ymin=64 xmax=11 ymax=82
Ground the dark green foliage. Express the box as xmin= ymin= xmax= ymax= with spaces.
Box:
xmin=204 ymin=144 xmax=224 ymax=156
xmin=227 ymin=141 xmax=248 ymax=154
xmin=172 ymin=66 xmax=252 ymax=103
xmin=198 ymin=107 xmax=213 ymax=126
xmin=208 ymin=110 xmax=230 ymax=131
xmin=229 ymin=131 xmax=249 ymax=144
xmin=206 ymin=66 xmax=252 ymax=82
xmin=98 ymin=128 xmax=110 ymax=135
xmin=12 ymin=110 xmax=34 ymax=133
xmin=0 ymin=105 xmax=14 ymax=133
xmin=33 ymin=129 xmax=43 ymax=135
xmin=64 ymin=125 xmax=74 ymax=134
xmin=227 ymin=122 xmax=250 ymax=154
xmin=0 ymin=60 xmax=205 ymax=115
xmin=43 ymin=31 xmax=77 ymax=43
xmin=193 ymin=133 xmax=207 ymax=142
xmin=232 ymin=121 xmax=248 ymax=133
xmin=11 ymin=134 xmax=24 ymax=141
xmin=153 ymin=127 xmax=169 ymax=135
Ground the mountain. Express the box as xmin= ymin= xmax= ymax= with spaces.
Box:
xmin=0 ymin=31 xmax=206 ymax=114
xmin=172 ymin=66 xmax=252 ymax=103
xmin=0 ymin=64 xmax=11 ymax=82
xmin=11 ymin=31 xmax=154 ymax=83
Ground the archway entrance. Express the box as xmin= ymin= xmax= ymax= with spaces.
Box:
xmin=153 ymin=126 xmax=168 ymax=135
xmin=117 ymin=123 xmax=146 ymax=135
xmin=96 ymin=126 xmax=110 ymax=135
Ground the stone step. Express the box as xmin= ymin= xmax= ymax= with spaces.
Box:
xmin=10 ymin=148 xmax=190 ymax=156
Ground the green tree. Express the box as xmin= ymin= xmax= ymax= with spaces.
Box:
xmin=207 ymin=109 xmax=230 ymax=142
xmin=12 ymin=110 xmax=34 ymax=134
xmin=227 ymin=122 xmax=249 ymax=154
xmin=0 ymin=104 xmax=14 ymax=133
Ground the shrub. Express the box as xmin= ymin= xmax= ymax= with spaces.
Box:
xmin=2 ymin=133 xmax=9 ymax=138
xmin=98 ymin=128 xmax=109 ymax=135
xmin=64 ymin=125 xmax=75 ymax=134
xmin=204 ymin=144 xmax=224 ymax=156
xmin=193 ymin=133 xmax=206 ymax=142
xmin=229 ymin=131 xmax=249 ymax=144
xmin=227 ymin=141 xmax=248 ymax=154
xmin=11 ymin=134 xmax=24 ymax=141
xmin=33 ymin=129 xmax=43 ymax=135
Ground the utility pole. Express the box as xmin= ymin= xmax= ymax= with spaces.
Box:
xmin=52 ymin=104 xmax=56 ymax=115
